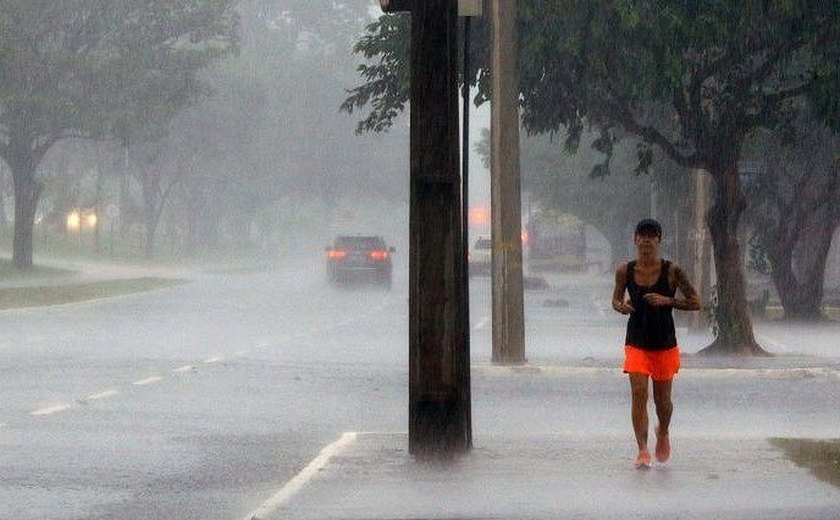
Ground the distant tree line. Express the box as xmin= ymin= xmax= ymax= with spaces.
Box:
xmin=0 ymin=0 xmax=240 ymax=267
xmin=1 ymin=1 xmax=409 ymax=264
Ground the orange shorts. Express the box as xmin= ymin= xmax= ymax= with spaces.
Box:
xmin=623 ymin=345 xmax=681 ymax=381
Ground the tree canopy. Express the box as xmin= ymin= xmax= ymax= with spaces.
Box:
xmin=343 ymin=1 xmax=840 ymax=355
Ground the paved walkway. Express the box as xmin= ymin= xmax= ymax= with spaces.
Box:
xmin=249 ymin=432 xmax=839 ymax=520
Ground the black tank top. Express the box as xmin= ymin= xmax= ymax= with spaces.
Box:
xmin=625 ymin=259 xmax=677 ymax=351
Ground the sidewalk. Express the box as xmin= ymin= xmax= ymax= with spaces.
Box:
xmin=252 ymin=432 xmax=839 ymax=520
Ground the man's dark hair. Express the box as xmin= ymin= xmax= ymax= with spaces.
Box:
xmin=635 ymin=218 xmax=662 ymax=238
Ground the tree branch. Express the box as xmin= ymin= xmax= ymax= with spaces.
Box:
xmin=743 ymin=79 xmax=817 ymax=128
xmin=608 ymin=97 xmax=699 ymax=169
xmin=32 ymin=135 xmax=58 ymax=165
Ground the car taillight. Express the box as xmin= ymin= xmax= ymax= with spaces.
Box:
xmin=328 ymin=250 xmax=347 ymax=259
xmin=369 ymin=250 xmax=389 ymax=260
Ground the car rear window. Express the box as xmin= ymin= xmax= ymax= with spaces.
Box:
xmin=334 ymin=236 xmax=385 ymax=249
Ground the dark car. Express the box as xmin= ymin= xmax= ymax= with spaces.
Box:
xmin=325 ymin=235 xmax=395 ymax=289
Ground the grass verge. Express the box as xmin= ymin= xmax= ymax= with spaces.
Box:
xmin=0 ymin=259 xmax=73 ymax=280
xmin=770 ymin=438 xmax=840 ymax=489
xmin=0 ymin=277 xmax=184 ymax=310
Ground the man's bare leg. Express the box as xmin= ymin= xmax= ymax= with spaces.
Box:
xmin=652 ymin=378 xmax=673 ymax=462
xmin=629 ymin=373 xmax=651 ymax=466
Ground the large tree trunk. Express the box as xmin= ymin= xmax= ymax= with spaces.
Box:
xmin=699 ymin=166 xmax=768 ymax=356
xmin=771 ymin=256 xmax=822 ymax=320
xmin=11 ymin=167 xmax=42 ymax=270
xmin=7 ymin=136 xmax=45 ymax=270
xmin=770 ymin=218 xmax=836 ymax=320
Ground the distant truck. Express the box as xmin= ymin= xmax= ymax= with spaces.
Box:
xmin=468 ymin=236 xmax=492 ymax=276
xmin=526 ymin=211 xmax=586 ymax=272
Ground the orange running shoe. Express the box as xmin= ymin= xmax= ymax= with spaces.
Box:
xmin=655 ymin=427 xmax=670 ymax=463
xmin=635 ymin=448 xmax=652 ymax=469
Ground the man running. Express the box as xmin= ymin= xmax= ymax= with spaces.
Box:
xmin=612 ymin=219 xmax=700 ymax=468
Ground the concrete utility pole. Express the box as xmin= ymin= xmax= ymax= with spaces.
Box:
xmin=691 ymin=169 xmax=712 ymax=330
xmin=382 ymin=0 xmax=471 ymax=457
xmin=490 ymin=0 xmax=525 ymax=364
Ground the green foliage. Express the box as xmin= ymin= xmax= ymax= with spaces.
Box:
xmin=346 ymin=1 xmax=840 ymax=170
xmin=517 ymin=1 xmax=840 ymax=167
xmin=0 ymin=0 xmax=240 ymax=146
xmin=344 ymin=0 xmax=840 ymax=352
xmin=341 ymin=14 xmax=411 ymax=134
xmin=514 ymin=129 xmax=653 ymax=257
xmin=0 ymin=258 xmax=70 ymax=280
xmin=0 ymin=1 xmax=239 ymax=267
xmin=771 ymin=438 xmax=840 ymax=490
xmin=741 ymin=109 xmax=840 ymax=318
xmin=633 ymin=144 xmax=654 ymax=177
xmin=0 ymin=276 xmax=183 ymax=310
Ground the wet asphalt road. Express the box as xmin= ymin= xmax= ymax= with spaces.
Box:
xmin=0 ymin=265 xmax=838 ymax=519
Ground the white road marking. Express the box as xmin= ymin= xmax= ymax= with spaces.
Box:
xmin=173 ymin=365 xmax=195 ymax=373
xmin=86 ymin=389 xmax=119 ymax=400
xmin=204 ymin=356 xmax=224 ymax=364
xmin=30 ymin=404 xmax=72 ymax=416
xmin=243 ymin=431 xmax=358 ymax=520
xmin=132 ymin=376 xmax=162 ymax=386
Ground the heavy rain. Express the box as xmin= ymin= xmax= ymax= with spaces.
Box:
xmin=0 ymin=2 xmax=838 ymax=519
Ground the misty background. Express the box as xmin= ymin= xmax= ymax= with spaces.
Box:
xmin=3 ymin=0 xmax=839 ymax=310
xmin=1 ymin=2 xmax=412 ymax=266
xmin=1 ymin=3 xmax=839 ymax=519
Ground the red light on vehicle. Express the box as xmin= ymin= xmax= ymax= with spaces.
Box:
xmin=328 ymin=249 xmax=347 ymax=259
xmin=369 ymin=250 xmax=389 ymax=260
xmin=521 ymin=230 xmax=529 ymax=244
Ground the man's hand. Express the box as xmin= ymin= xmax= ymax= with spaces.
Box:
xmin=614 ymin=300 xmax=635 ymax=314
xmin=643 ymin=293 xmax=672 ymax=307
